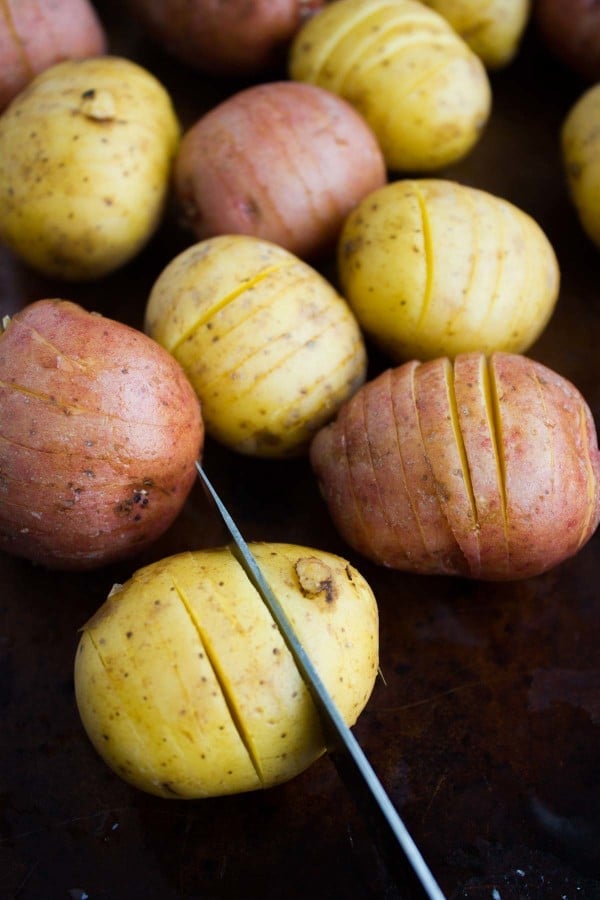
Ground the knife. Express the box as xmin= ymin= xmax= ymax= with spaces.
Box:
xmin=195 ymin=461 xmax=446 ymax=900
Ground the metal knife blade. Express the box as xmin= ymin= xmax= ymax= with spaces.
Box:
xmin=195 ymin=461 xmax=446 ymax=900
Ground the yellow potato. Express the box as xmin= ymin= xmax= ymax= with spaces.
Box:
xmin=338 ymin=179 xmax=560 ymax=361
xmin=562 ymin=83 xmax=600 ymax=250
xmin=289 ymin=0 xmax=491 ymax=172
xmin=0 ymin=56 xmax=180 ymax=280
xmin=74 ymin=543 xmax=379 ymax=798
xmin=421 ymin=0 xmax=531 ymax=69
xmin=144 ymin=235 xmax=367 ymax=458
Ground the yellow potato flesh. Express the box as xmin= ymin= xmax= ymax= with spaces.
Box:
xmin=338 ymin=179 xmax=559 ymax=361
xmin=74 ymin=543 xmax=379 ymax=798
xmin=0 ymin=56 xmax=180 ymax=280
xmin=454 ymin=353 xmax=509 ymax=576
xmin=289 ymin=0 xmax=491 ymax=171
xmin=144 ymin=235 xmax=367 ymax=457
xmin=414 ymin=357 xmax=480 ymax=575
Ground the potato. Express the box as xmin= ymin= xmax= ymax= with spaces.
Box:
xmin=535 ymin=0 xmax=600 ymax=81
xmin=0 ymin=56 xmax=180 ymax=281
xmin=173 ymin=81 xmax=387 ymax=261
xmin=289 ymin=0 xmax=492 ymax=172
xmin=144 ymin=235 xmax=367 ymax=458
xmin=74 ymin=543 xmax=379 ymax=797
xmin=0 ymin=300 xmax=203 ymax=570
xmin=0 ymin=0 xmax=106 ymax=110
xmin=562 ymin=84 xmax=600 ymax=250
xmin=421 ymin=0 xmax=531 ymax=69
xmin=310 ymin=352 xmax=600 ymax=581
xmin=125 ymin=0 xmax=325 ymax=76
xmin=338 ymin=179 xmax=560 ymax=362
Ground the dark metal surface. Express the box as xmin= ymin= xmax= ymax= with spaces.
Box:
xmin=2 ymin=5 xmax=600 ymax=900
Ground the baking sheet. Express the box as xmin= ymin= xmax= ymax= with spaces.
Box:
xmin=1 ymin=4 xmax=599 ymax=898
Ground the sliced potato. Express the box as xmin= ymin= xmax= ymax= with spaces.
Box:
xmin=310 ymin=353 xmax=600 ymax=580
xmin=338 ymin=179 xmax=560 ymax=362
xmin=74 ymin=544 xmax=379 ymax=797
xmin=144 ymin=235 xmax=367 ymax=458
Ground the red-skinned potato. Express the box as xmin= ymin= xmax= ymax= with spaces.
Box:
xmin=0 ymin=0 xmax=107 ymax=110
xmin=124 ymin=0 xmax=324 ymax=77
xmin=534 ymin=0 xmax=600 ymax=81
xmin=174 ymin=82 xmax=387 ymax=261
xmin=0 ymin=300 xmax=204 ymax=571
xmin=310 ymin=352 xmax=600 ymax=581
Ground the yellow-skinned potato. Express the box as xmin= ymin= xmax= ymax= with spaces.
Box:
xmin=144 ymin=235 xmax=367 ymax=458
xmin=338 ymin=179 xmax=560 ymax=361
xmin=421 ymin=0 xmax=531 ymax=69
xmin=562 ymin=84 xmax=600 ymax=250
xmin=74 ymin=543 xmax=379 ymax=798
xmin=289 ymin=0 xmax=491 ymax=172
xmin=0 ymin=56 xmax=180 ymax=281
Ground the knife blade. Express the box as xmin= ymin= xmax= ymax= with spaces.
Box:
xmin=195 ymin=461 xmax=446 ymax=900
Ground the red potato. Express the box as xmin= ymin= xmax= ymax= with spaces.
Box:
xmin=174 ymin=82 xmax=387 ymax=261
xmin=0 ymin=0 xmax=106 ymax=110
xmin=310 ymin=352 xmax=600 ymax=581
xmin=534 ymin=0 xmax=600 ymax=81
xmin=0 ymin=300 xmax=204 ymax=571
xmin=125 ymin=0 xmax=324 ymax=76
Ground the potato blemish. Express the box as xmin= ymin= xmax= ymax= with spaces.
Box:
xmin=295 ymin=556 xmax=336 ymax=603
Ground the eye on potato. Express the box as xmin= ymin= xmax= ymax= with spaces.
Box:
xmin=173 ymin=81 xmax=386 ymax=261
xmin=420 ymin=0 xmax=531 ymax=69
xmin=144 ymin=235 xmax=367 ymax=458
xmin=74 ymin=543 xmax=379 ymax=798
xmin=289 ymin=0 xmax=492 ymax=172
xmin=0 ymin=56 xmax=180 ymax=281
xmin=0 ymin=0 xmax=107 ymax=111
xmin=338 ymin=179 xmax=560 ymax=362
xmin=0 ymin=300 xmax=203 ymax=570
xmin=562 ymin=84 xmax=600 ymax=250
xmin=124 ymin=0 xmax=325 ymax=77
xmin=310 ymin=352 xmax=600 ymax=581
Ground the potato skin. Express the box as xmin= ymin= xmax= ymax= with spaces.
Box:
xmin=0 ymin=0 xmax=106 ymax=111
xmin=338 ymin=179 xmax=559 ymax=361
xmin=125 ymin=0 xmax=324 ymax=76
xmin=174 ymin=81 xmax=386 ymax=261
xmin=535 ymin=0 xmax=600 ymax=81
xmin=144 ymin=235 xmax=367 ymax=458
xmin=74 ymin=543 xmax=379 ymax=797
xmin=0 ymin=300 xmax=203 ymax=570
xmin=0 ymin=56 xmax=180 ymax=281
xmin=562 ymin=84 xmax=600 ymax=250
xmin=289 ymin=0 xmax=491 ymax=172
xmin=310 ymin=353 xmax=600 ymax=581
xmin=421 ymin=0 xmax=531 ymax=69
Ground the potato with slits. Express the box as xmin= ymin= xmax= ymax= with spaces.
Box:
xmin=74 ymin=543 xmax=379 ymax=797
xmin=310 ymin=352 xmax=600 ymax=581
xmin=289 ymin=0 xmax=492 ymax=172
xmin=421 ymin=0 xmax=531 ymax=69
xmin=338 ymin=179 xmax=560 ymax=362
xmin=144 ymin=235 xmax=367 ymax=458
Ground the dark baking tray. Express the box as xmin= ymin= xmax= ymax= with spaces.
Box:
xmin=1 ymin=5 xmax=599 ymax=899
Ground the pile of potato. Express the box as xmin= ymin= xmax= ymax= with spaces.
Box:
xmin=1 ymin=0 xmax=600 ymax=798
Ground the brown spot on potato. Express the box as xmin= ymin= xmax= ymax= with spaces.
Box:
xmin=294 ymin=556 xmax=336 ymax=603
